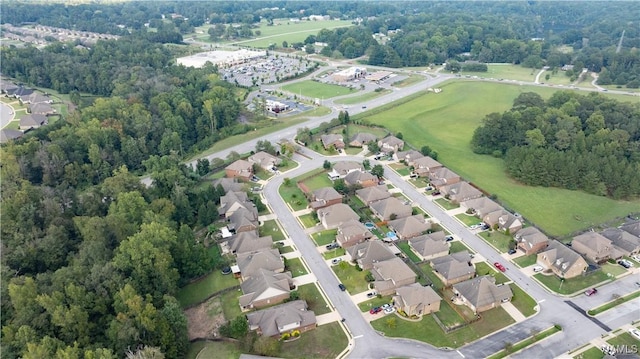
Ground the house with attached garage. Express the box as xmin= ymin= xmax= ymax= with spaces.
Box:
xmin=0 ymin=129 xmax=24 ymax=144
xmin=225 ymin=159 xmax=254 ymax=181
xmin=228 ymin=207 xmax=259 ymax=233
xmin=335 ymin=219 xmax=374 ymax=248
xmin=483 ymin=209 xmax=522 ymax=234
xmin=452 ymin=276 xmax=513 ymax=314
xmin=378 ymin=135 xmax=405 ymax=153
xmin=369 ymin=197 xmax=413 ymax=221
xmin=428 ymin=167 xmax=461 ymax=188
xmin=387 ymin=215 xmax=431 ymax=240
xmin=219 ymin=191 xmax=256 ymax=218
xmin=349 ymin=132 xmax=377 ymax=147
xmin=236 ymin=248 xmax=285 ymax=281
xmin=413 ymin=156 xmax=443 ymax=177
xmin=328 ymin=161 xmax=363 ymax=179
xmin=246 ymin=300 xmax=316 ymax=338
xmin=248 ymin=151 xmax=282 ymax=171
xmin=226 ymin=231 xmax=273 ymax=255
xmin=356 ymin=185 xmax=391 ymax=205
xmin=537 ymin=240 xmax=588 ymax=279
xmin=440 ymin=181 xmax=483 ymax=204
xmin=393 ymin=283 xmax=441 ymax=317
xmin=430 ymin=251 xmax=475 ymax=287
xmin=320 ymin=133 xmax=345 ymax=150
xmin=344 ymin=170 xmax=378 ymax=188
xmin=514 ymin=227 xmax=549 ymax=255
xmin=460 ymin=197 xmax=502 ymax=218
xmin=316 ymin=203 xmax=360 ymax=230
xmin=19 ymin=114 xmax=48 ymax=131
xmin=393 ymin=150 xmax=423 ymax=165
xmin=409 ymin=232 xmax=450 ymax=261
xmin=239 ymin=268 xmax=294 ymax=310
xmin=347 ymin=240 xmax=396 ymax=270
xmin=571 ymin=232 xmax=621 ymax=263
xmin=600 ymin=227 xmax=640 ymax=257
xmin=621 ymin=220 xmax=640 ymax=237
xmin=212 ymin=177 xmax=245 ymax=193
xmin=371 ymin=257 xmax=417 ymax=296
xmin=309 ymin=187 xmax=343 ymax=210
xmin=28 ymin=102 xmax=56 ymax=115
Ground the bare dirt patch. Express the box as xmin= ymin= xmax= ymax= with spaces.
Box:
xmin=185 ymin=297 xmax=226 ymax=341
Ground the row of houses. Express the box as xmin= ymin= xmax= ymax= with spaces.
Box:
xmin=224 ymin=151 xmax=283 ymax=181
xmin=0 ymin=81 xmax=59 ymax=143
xmin=320 ymin=133 xmax=404 ymax=152
xmin=1 ymin=24 xmax=119 ymax=46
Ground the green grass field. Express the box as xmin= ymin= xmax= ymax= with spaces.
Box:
xmin=509 ymin=283 xmax=538 ymax=317
xmin=513 ymin=254 xmax=537 ymax=268
xmin=449 ymin=241 xmax=474 ymax=254
xmin=362 ymin=80 xmax=640 ymax=237
xmin=279 ymin=183 xmax=308 ymax=211
xmin=286 ymin=257 xmax=308 ymax=277
xmin=607 ymin=332 xmax=640 ymax=348
xmin=280 ymin=322 xmax=348 ymax=359
xmin=332 ymin=263 xmax=370 ymax=293
xmin=233 ymin=19 xmax=353 ymax=48
xmin=334 ymin=89 xmax=392 ymax=105
xmin=259 ymin=219 xmax=286 ymax=241
xmin=296 ymin=283 xmax=331 ymax=315
xmin=312 ymin=229 xmax=338 ymax=246
xmin=534 ymin=270 xmax=611 ymax=295
xmin=301 ymin=172 xmax=333 ymax=191
xmin=391 ymin=74 xmax=425 ymax=88
xmin=435 ymin=198 xmax=459 ymax=210
xmin=176 ymin=270 xmax=239 ymax=308
xmin=397 ymin=241 xmax=421 ymax=263
xmin=455 ymin=213 xmax=480 ymax=227
xmin=479 ymin=231 xmax=513 ymax=253
xmin=475 ymin=262 xmax=509 ymax=284
xmin=299 ymin=213 xmax=318 ymax=228
xmin=282 ymin=80 xmax=357 ymax=99
xmin=460 ymin=64 xmax=538 ymax=82
xmin=573 ymin=346 xmax=605 ymax=359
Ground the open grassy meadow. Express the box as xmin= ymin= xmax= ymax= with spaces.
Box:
xmin=234 ymin=19 xmax=353 ymax=48
xmin=460 ymin=64 xmax=538 ymax=82
xmin=282 ymin=80 xmax=357 ymax=99
xmin=362 ymin=80 xmax=640 ymax=237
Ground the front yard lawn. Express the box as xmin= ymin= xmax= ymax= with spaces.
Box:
xmin=574 ymin=346 xmax=606 ymax=359
xmin=514 ymin=254 xmax=537 ymax=268
xmin=600 ymin=262 xmax=627 ymax=277
xmin=260 ymin=219 xmax=285 ymax=241
xmin=280 ymin=322 xmax=348 ymax=359
xmin=322 ymin=247 xmax=346 ymax=259
xmin=410 ymin=177 xmax=431 ymax=188
xmin=176 ymin=270 xmax=239 ymax=308
xmin=299 ymin=213 xmax=318 ymax=228
xmin=479 ymin=231 xmax=513 ymax=253
xmin=534 ymin=270 xmax=611 ymax=295
xmin=296 ymin=283 xmax=331 ymax=315
xmin=279 ymin=246 xmax=295 ymax=254
xmin=312 ymin=229 xmax=338 ymax=246
xmin=286 ymin=257 xmax=308 ymax=277
xmin=371 ymin=306 xmax=514 ymax=348
xmin=435 ymin=198 xmax=459 ymax=210
xmin=475 ymin=262 xmax=510 ymax=284
xmin=332 ymin=263 xmax=370 ymax=294
xmin=455 ymin=213 xmax=480 ymax=227
xmin=509 ymin=283 xmax=538 ymax=317
xmin=397 ymin=241 xmax=421 ymax=263
xmin=279 ymin=183 xmax=308 ymax=211
xmin=607 ymin=332 xmax=640 ymax=348
xmin=357 ymin=295 xmax=393 ymax=312
xmin=449 ymin=241 xmax=474 ymax=254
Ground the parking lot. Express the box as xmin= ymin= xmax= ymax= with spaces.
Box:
xmin=220 ymin=55 xmax=315 ymax=87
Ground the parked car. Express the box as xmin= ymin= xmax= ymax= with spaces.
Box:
xmin=369 ymin=307 xmax=382 ymax=314
xmin=331 ymin=258 xmax=342 ymax=265
xmin=366 ymin=292 xmax=377 ymax=298
xmin=631 ymin=254 xmax=640 ymax=262
xmin=532 ymin=266 xmax=544 ymax=273
xmin=338 ymin=283 xmax=347 ymax=291
xmin=480 ymin=224 xmax=490 ymax=230
xmin=384 ymin=307 xmax=396 ymax=314
xmin=584 ymin=288 xmax=598 ymax=296
xmin=618 ymin=259 xmax=634 ymax=268
xmin=445 ymin=235 xmax=454 ymax=242
xmin=326 ymin=242 xmax=340 ymax=250
xmin=629 ymin=328 xmax=640 ymax=340
xmin=251 ymin=175 xmax=261 ymax=182
xmin=494 ymin=262 xmax=507 ymax=272
xmin=425 ymin=186 xmax=433 ymax=191
xmin=432 ymin=191 xmax=441 ymax=196
xmin=381 ymin=303 xmax=392 ymax=310
xmin=508 ymin=249 xmax=517 ymax=255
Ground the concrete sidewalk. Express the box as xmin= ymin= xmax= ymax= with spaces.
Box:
xmin=502 ymin=301 xmax=526 ymax=322
xmin=316 ymin=311 xmax=342 ymax=326
xmin=292 ymin=273 xmax=316 ymax=286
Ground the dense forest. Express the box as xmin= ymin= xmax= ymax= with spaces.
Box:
xmin=471 ymin=92 xmax=640 ymax=199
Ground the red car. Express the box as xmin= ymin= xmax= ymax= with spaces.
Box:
xmin=369 ymin=307 xmax=382 ymax=314
xmin=494 ymin=262 xmax=507 ymax=272
xmin=585 ymin=288 xmax=598 ymax=296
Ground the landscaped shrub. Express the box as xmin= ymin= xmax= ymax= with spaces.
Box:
xmin=281 ymin=332 xmax=290 ymax=340
xmin=291 ymin=330 xmax=300 ymax=337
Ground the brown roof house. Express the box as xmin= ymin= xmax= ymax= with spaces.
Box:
xmin=601 ymin=228 xmax=640 ymax=256
xmin=515 ymin=227 xmax=549 ymax=255
xmin=219 ymin=191 xmax=256 ymax=218
xmin=25 ymin=92 xmax=52 ymax=104
xmin=309 ymin=187 xmax=343 ymax=210
xmin=537 ymin=240 xmax=588 ymax=279
xmin=349 ymin=132 xmax=377 ymax=147
xmin=227 ymin=231 xmax=273 ymax=255
xmin=483 ymin=209 xmax=522 ymax=234
xmin=248 ymin=151 xmax=282 ymax=171
xmin=212 ymin=178 xmax=244 ymax=193
xmin=328 ymin=161 xmax=363 ymax=179
xmin=19 ymin=114 xmax=47 ymax=131
xmin=394 ymin=150 xmax=423 ymax=165
xmin=370 ymin=197 xmax=413 ymax=221
xmin=356 ymin=185 xmax=391 ymax=205
xmin=344 ymin=170 xmax=378 ymax=188
xmin=347 ymin=240 xmax=396 ymax=270
xmin=621 ymin=220 xmax=640 ymax=237
xmin=236 ymin=248 xmax=285 ymax=280
xmin=393 ymin=283 xmax=441 ymax=317
xmin=371 ymin=257 xmax=417 ymax=296
xmin=440 ymin=182 xmax=483 ymax=204
xmin=571 ymin=232 xmax=618 ymax=263
xmin=246 ymin=300 xmax=316 ymax=338
xmin=239 ymin=269 xmax=294 ymax=310
xmin=0 ymin=129 xmax=24 ymax=144
xmin=430 ymin=251 xmax=475 ymax=286
xmin=378 ymin=136 xmax=405 ymax=153
xmin=460 ymin=197 xmax=502 ymax=218
xmin=452 ymin=276 xmax=513 ymax=314
xmin=428 ymin=167 xmax=461 ymax=188
xmin=388 ymin=215 xmax=431 ymax=240
xmin=228 ymin=207 xmax=259 ymax=234
xmin=336 ymin=219 xmax=374 ymax=248
xmin=28 ymin=102 xmax=55 ymax=115
xmin=225 ymin=159 xmax=253 ymax=181
xmin=317 ymin=203 xmax=360 ymax=230
xmin=413 ymin=156 xmax=443 ymax=177
xmin=320 ymin=134 xmax=345 ymax=150
xmin=409 ymin=232 xmax=450 ymax=261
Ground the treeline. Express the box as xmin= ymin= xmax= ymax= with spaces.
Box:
xmin=471 ymin=92 xmax=640 ymax=199
xmin=305 ymin=26 xmax=377 ymax=59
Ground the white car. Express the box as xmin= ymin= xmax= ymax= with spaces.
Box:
xmin=631 ymin=255 xmax=640 ymax=262
xmin=384 ymin=307 xmax=396 ymax=315
xmin=629 ymin=328 xmax=640 ymax=340
xmin=533 ymin=266 xmax=544 ymax=273
xmin=331 ymin=258 xmax=342 ymax=265
xmin=381 ymin=303 xmax=392 ymax=310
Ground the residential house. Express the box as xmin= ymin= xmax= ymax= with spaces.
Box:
xmin=452 ymin=276 xmax=513 ymax=314
xmin=248 ymin=151 xmax=282 ymax=171
xmin=219 ymin=191 xmax=255 ymax=218
xmin=320 ymin=134 xmax=345 ymax=150
xmin=393 ymin=150 xmax=423 ymax=165
xmin=393 ymin=283 xmax=441 ymax=317
xmin=388 ymin=215 xmax=431 ymax=240
xmin=225 ymin=159 xmax=253 ymax=181
xmin=371 ymin=257 xmax=417 ymax=296
xmin=440 ymin=182 xmax=483 ymax=204
xmin=413 ymin=156 xmax=443 ymax=177
xmin=239 ymin=269 xmax=293 ymax=310
xmin=1 ymin=82 xmax=19 ymax=95
xmin=309 ymin=187 xmax=343 ymax=210
xmin=212 ymin=178 xmax=244 ymax=193
xmin=347 ymin=240 xmax=396 ymax=270
xmin=572 ymin=232 xmax=617 ymax=263
xmin=428 ymin=167 xmax=461 ymax=188
xmin=328 ymin=161 xmax=363 ymax=179
xmin=317 ymin=203 xmax=360 ymax=230
xmin=344 ymin=170 xmax=378 ymax=188
xmin=12 ymin=87 xmax=34 ymax=100
xmin=460 ymin=197 xmax=502 ymax=218
xmin=246 ymin=300 xmax=316 ymax=338
xmin=430 ymin=251 xmax=475 ymax=286
xmin=378 ymin=136 xmax=404 ymax=153
xmin=483 ymin=209 xmax=522 ymax=234
xmin=0 ymin=129 xmax=23 ymax=144
xmin=19 ymin=114 xmax=47 ymax=131
xmin=514 ymin=227 xmax=549 ymax=255
xmin=409 ymin=232 xmax=450 ymax=261
xmin=370 ymin=197 xmax=413 ymax=221
xmin=227 ymin=231 xmax=273 ymax=255
xmin=228 ymin=207 xmax=259 ymax=234
xmin=236 ymin=248 xmax=284 ymax=280
xmin=601 ymin=228 xmax=640 ymax=257
xmin=621 ymin=220 xmax=640 ymax=237
xmin=28 ymin=102 xmax=55 ymax=115
xmin=537 ymin=240 xmax=588 ymax=279
xmin=24 ymin=92 xmax=52 ymax=104
xmin=356 ymin=185 xmax=391 ymax=205
xmin=335 ymin=219 xmax=374 ymax=248
xmin=349 ymin=132 xmax=377 ymax=147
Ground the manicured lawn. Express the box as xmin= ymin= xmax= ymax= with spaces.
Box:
xmin=509 ymin=284 xmax=538 ymax=317
xmin=286 ymin=257 xmax=308 ymax=277
xmin=312 ymin=229 xmax=338 ymax=246
xmin=176 ymin=270 xmax=239 ymax=308
xmin=455 ymin=213 xmax=480 ymax=227
xmin=588 ymin=290 xmax=640 ymax=316
xmin=299 ymin=213 xmax=318 ymax=228
xmin=371 ymin=306 xmax=514 ymax=348
xmin=357 ymin=295 xmax=393 ymax=312
xmin=301 ymin=172 xmax=333 ymax=191
xmin=192 ymin=340 xmax=242 ymax=359
xmin=514 ymin=254 xmax=537 ymax=268
xmin=397 ymin=241 xmax=421 ymax=263
xmin=479 ymin=231 xmax=513 ymax=253
xmin=396 ymin=168 xmax=411 ymax=176
xmin=296 ymin=283 xmax=331 ymax=315
xmin=332 ymin=263 xmax=370 ymax=293
xmin=279 ymin=245 xmax=295 ymax=254
xmin=435 ymin=198 xmax=459 ymax=210
xmin=461 ymin=64 xmax=537 ymax=82
xmin=600 ymin=262 xmax=627 ymax=277
xmin=220 ymin=288 xmax=243 ymax=321
xmin=260 ymin=219 xmax=285 ymax=241
xmin=410 ymin=177 xmax=431 ymax=188
xmin=233 ymin=18 xmax=353 ymax=48
xmin=419 ymin=263 xmax=445 ymax=290
xmin=282 ymin=80 xmax=357 ymax=99
xmin=347 ymin=124 xmax=389 ymax=139
xmin=475 ymin=262 xmax=509 ymax=285
xmin=279 ymin=183 xmax=308 ymax=211
xmin=334 ymin=89 xmax=392 ymax=105
xmin=280 ymin=322 xmax=348 ymax=359
xmin=344 ymin=147 xmax=362 ymax=155
xmin=322 ymin=247 xmax=346 ymax=259
xmin=435 ymin=301 xmax=466 ymax=327
xmin=361 ymin=80 xmax=640 ymax=237
xmin=607 ymin=332 xmax=640 ymax=348
xmin=574 ymin=346 xmax=605 ymax=359
xmin=534 ymin=270 xmax=611 ymax=295
xmin=293 ymin=167 xmax=326 ymax=182
xmin=449 ymin=241 xmax=474 ymax=254
xmin=186 ymin=340 xmax=208 ymax=359
xmin=487 ymin=325 xmax=561 ymax=359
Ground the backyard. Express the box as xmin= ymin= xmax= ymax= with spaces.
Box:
xmin=259 ymin=219 xmax=286 ymax=241
xmin=176 ymin=270 xmax=239 ymax=308
xmin=396 ymin=241 xmax=421 ymax=263
xmin=282 ymin=80 xmax=357 ymax=99
xmin=332 ymin=262 xmax=370 ymax=293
